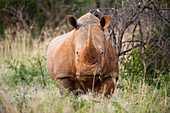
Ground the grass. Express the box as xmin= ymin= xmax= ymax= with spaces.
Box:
xmin=0 ymin=28 xmax=169 ymax=113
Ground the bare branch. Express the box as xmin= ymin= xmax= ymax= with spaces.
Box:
xmin=1 ymin=6 xmax=30 ymax=33
xmin=117 ymin=0 xmax=153 ymax=56
xmin=122 ymin=40 xmax=144 ymax=44
xmin=119 ymin=42 xmax=147 ymax=56
xmin=151 ymin=1 xmax=170 ymax=24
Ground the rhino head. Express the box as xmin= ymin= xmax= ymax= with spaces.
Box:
xmin=67 ymin=14 xmax=110 ymax=77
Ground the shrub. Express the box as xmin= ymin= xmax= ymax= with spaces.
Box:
xmin=4 ymin=56 xmax=50 ymax=87
xmin=120 ymin=49 xmax=169 ymax=88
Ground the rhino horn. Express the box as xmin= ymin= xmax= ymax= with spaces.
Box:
xmin=86 ymin=25 xmax=93 ymax=50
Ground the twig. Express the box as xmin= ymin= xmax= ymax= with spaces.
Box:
xmin=119 ymin=42 xmax=147 ymax=56
xmin=122 ymin=40 xmax=144 ymax=44
xmin=1 ymin=6 xmax=30 ymax=33
xmin=132 ymin=22 xmax=138 ymax=48
xmin=37 ymin=57 xmax=46 ymax=87
xmin=151 ymin=1 xmax=170 ymax=24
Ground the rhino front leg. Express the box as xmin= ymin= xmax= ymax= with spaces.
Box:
xmin=56 ymin=77 xmax=75 ymax=94
xmin=100 ymin=76 xmax=118 ymax=98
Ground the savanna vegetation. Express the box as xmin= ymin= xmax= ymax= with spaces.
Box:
xmin=0 ymin=0 xmax=169 ymax=113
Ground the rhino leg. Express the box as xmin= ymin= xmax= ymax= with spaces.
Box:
xmin=100 ymin=77 xmax=117 ymax=98
xmin=57 ymin=77 xmax=75 ymax=94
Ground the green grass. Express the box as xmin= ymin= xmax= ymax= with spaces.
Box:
xmin=0 ymin=29 xmax=169 ymax=113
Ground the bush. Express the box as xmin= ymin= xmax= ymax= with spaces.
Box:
xmin=4 ymin=56 xmax=50 ymax=87
xmin=120 ymin=48 xmax=169 ymax=88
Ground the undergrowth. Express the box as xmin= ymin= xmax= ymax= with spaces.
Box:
xmin=0 ymin=55 xmax=169 ymax=113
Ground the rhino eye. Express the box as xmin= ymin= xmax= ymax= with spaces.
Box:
xmin=76 ymin=51 xmax=78 ymax=55
xmin=101 ymin=51 xmax=104 ymax=55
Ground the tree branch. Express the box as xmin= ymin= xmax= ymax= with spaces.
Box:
xmin=117 ymin=0 xmax=152 ymax=56
xmin=151 ymin=1 xmax=170 ymax=24
xmin=119 ymin=42 xmax=147 ymax=56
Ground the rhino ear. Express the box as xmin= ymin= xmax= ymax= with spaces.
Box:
xmin=67 ymin=15 xmax=78 ymax=29
xmin=99 ymin=15 xmax=110 ymax=29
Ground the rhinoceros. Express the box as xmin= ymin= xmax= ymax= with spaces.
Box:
xmin=47 ymin=13 xmax=119 ymax=97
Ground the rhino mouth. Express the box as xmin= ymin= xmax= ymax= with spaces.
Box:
xmin=76 ymin=60 xmax=103 ymax=77
xmin=76 ymin=71 xmax=102 ymax=82
xmin=76 ymin=73 xmax=101 ymax=77
xmin=76 ymin=71 xmax=102 ymax=76
xmin=76 ymin=66 xmax=102 ymax=77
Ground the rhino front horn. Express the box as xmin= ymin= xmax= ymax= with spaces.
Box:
xmin=87 ymin=25 xmax=93 ymax=50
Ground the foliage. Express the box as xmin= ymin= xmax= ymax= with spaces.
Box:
xmin=120 ymin=49 xmax=169 ymax=87
xmin=0 ymin=0 xmax=95 ymax=38
xmin=119 ymin=23 xmax=170 ymax=87
xmin=1 ymin=0 xmax=168 ymax=39
xmin=4 ymin=56 xmax=50 ymax=87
